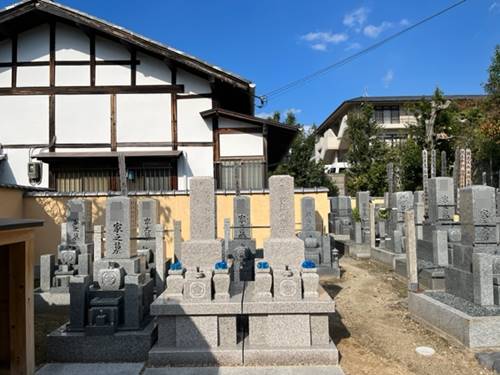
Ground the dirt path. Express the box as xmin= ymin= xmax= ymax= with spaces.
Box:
xmin=323 ymin=257 xmax=494 ymax=375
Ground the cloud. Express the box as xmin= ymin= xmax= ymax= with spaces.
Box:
xmin=400 ymin=18 xmax=410 ymax=26
xmin=363 ymin=21 xmax=393 ymax=38
xmin=343 ymin=7 xmax=369 ymax=29
xmin=256 ymin=108 xmax=302 ymax=120
xmin=490 ymin=1 xmax=499 ymax=12
xmin=382 ymin=69 xmax=394 ymax=88
xmin=300 ymin=31 xmax=348 ymax=51
xmin=311 ymin=43 xmax=327 ymax=51
xmin=345 ymin=42 xmax=362 ymax=51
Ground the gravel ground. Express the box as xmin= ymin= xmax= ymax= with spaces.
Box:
xmin=426 ymin=291 xmax=500 ymax=317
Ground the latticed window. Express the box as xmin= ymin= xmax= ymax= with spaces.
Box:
xmin=52 ymin=166 xmax=173 ymax=193
xmin=216 ymin=160 xmax=266 ymax=190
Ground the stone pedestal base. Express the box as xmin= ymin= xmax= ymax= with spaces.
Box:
xmin=47 ymin=320 xmax=156 ymax=362
xmin=370 ymin=246 xmax=405 ymax=269
xmin=149 ymin=343 xmax=243 ymax=366
xmin=243 ymin=341 xmax=339 ymax=366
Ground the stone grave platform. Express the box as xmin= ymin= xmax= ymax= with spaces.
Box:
xmin=370 ymin=246 xmax=405 ymax=269
xmin=242 ymin=282 xmax=338 ymax=366
xmin=409 ymin=291 xmax=500 ymax=348
xmin=149 ymin=283 xmax=244 ymax=366
xmin=47 ymin=320 xmax=157 ymax=362
xmin=394 ymin=258 xmax=445 ymax=290
xmin=336 ymin=239 xmax=370 ymax=260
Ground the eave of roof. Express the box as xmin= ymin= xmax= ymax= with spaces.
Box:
xmin=33 ymin=150 xmax=182 ymax=159
xmin=0 ymin=0 xmax=254 ymax=90
xmin=315 ymin=94 xmax=487 ymax=135
xmin=200 ymin=108 xmax=299 ymax=132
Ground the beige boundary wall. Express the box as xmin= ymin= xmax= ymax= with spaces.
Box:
xmin=17 ymin=188 xmax=330 ymax=266
xmin=0 ymin=186 xmax=24 ymax=218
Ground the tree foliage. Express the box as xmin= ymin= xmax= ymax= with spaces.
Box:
xmin=344 ymin=104 xmax=394 ymax=196
xmin=271 ymin=111 xmax=338 ymax=195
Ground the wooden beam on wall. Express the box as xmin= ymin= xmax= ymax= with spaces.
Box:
xmin=171 ymin=93 xmax=177 ymax=150
xmin=49 ymin=94 xmax=55 ymax=151
xmin=11 ymin=35 xmax=17 ymax=87
xmin=89 ymin=34 xmax=96 ymax=86
xmin=0 ymin=84 xmax=184 ymax=95
xmin=130 ymin=49 xmax=136 ymax=86
xmin=49 ymin=22 xmax=55 ymax=87
xmin=110 ymin=94 xmax=117 ymax=151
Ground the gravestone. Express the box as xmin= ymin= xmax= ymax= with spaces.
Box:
xmin=226 ymin=195 xmax=257 ymax=282
xmin=356 ymin=191 xmax=370 ymax=244
xmin=150 ymin=177 xmax=241 ymax=366
xmin=298 ymin=196 xmax=338 ymax=276
xmin=47 ymin=196 xmax=157 ymax=362
xmin=329 ymin=196 xmax=352 ymax=236
xmin=446 ymin=185 xmax=499 ymax=305
xmin=40 ymin=199 xmax=94 ymax=294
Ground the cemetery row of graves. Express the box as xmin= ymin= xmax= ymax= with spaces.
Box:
xmin=35 ymin=146 xmax=499 ymax=373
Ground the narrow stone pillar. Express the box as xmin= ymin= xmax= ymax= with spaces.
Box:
xmin=224 ymin=218 xmax=230 ymax=255
xmin=93 ymin=225 xmax=102 ymax=262
xmin=173 ymin=220 xmax=182 ymax=261
xmin=155 ymin=223 xmax=166 ymax=293
xmin=404 ymin=210 xmax=418 ymax=292
xmin=473 ymin=253 xmax=494 ymax=306
xmin=369 ymin=202 xmax=376 ymax=249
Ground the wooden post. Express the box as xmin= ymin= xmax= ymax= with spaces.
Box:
xmin=369 ymin=202 xmax=376 ymax=249
xmin=405 ymin=210 xmax=418 ymax=292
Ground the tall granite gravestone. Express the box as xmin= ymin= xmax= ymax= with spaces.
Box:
xmin=329 ymin=196 xmax=352 ymax=236
xmin=356 ymin=191 xmax=370 ymax=243
xmin=243 ymin=175 xmax=339 ymax=366
xmin=40 ymin=199 xmax=94 ymax=294
xmin=386 ymin=191 xmax=414 ymax=254
xmin=298 ymin=196 xmax=339 ymax=276
xmin=226 ymin=195 xmax=257 ymax=282
xmin=445 ymin=185 xmax=500 ymax=305
xmin=150 ymin=177 xmax=243 ymax=366
xmin=47 ymin=196 xmax=157 ymax=362
xmin=136 ymin=199 xmax=167 ymax=291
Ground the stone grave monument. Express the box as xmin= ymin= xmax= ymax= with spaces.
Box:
xmin=243 ymin=175 xmax=340 ymax=366
xmin=40 ymin=199 xmax=94 ymax=300
xmin=47 ymin=196 xmax=157 ymax=362
xmin=298 ymin=196 xmax=339 ymax=276
xmin=409 ymin=185 xmax=500 ymax=348
xmin=225 ymin=195 xmax=257 ymax=282
xmin=149 ymin=177 xmax=243 ymax=366
xmin=329 ymin=195 xmax=352 ymax=239
xmin=395 ymin=178 xmax=460 ymax=289
xmin=356 ymin=191 xmax=370 ymax=244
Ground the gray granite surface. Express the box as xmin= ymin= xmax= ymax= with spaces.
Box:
xmin=426 ymin=291 xmax=500 ymax=317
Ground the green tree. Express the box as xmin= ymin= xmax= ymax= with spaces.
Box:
xmin=344 ymin=104 xmax=393 ymax=196
xmin=271 ymin=111 xmax=338 ymax=195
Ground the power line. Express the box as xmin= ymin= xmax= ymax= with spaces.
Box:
xmin=258 ymin=0 xmax=467 ymax=104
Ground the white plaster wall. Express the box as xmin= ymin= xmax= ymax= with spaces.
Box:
xmin=0 ymin=67 xmax=11 ymax=87
xmin=219 ymin=118 xmax=259 ymax=129
xmin=177 ymin=98 xmax=212 ymax=142
xmin=55 ymin=95 xmax=111 ymax=143
xmin=177 ymin=69 xmax=211 ymax=94
xmin=55 ymin=23 xmax=90 ymax=61
xmin=0 ymin=148 xmax=49 ymax=187
xmin=56 ymin=148 xmax=110 ymax=153
xmin=116 ymin=94 xmax=171 ymax=143
xmin=219 ymin=133 xmax=263 ymax=157
xmin=0 ymin=95 xmax=49 ymax=144
xmin=136 ymin=52 xmax=171 ymax=85
xmin=96 ymin=64 xmax=130 ymax=85
xmin=0 ymin=39 xmax=11 ymax=62
xmin=17 ymin=24 xmax=50 ymax=61
xmin=95 ymin=36 xmax=129 ymax=60
xmin=56 ymin=65 xmax=90 ymax=86
xmin=177 ymin=146 xmax=214 ymax=190
xmin=17 ymin=65 xmax=49 ymax=87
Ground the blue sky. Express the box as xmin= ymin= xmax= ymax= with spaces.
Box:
xmin=2 ymin=0 xmax=499 ymax=125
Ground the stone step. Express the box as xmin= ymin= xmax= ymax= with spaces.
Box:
xmin=144 ymin=366 xmax=345 ymax=375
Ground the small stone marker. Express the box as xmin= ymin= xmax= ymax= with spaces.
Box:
xmin=405 ymin=210 xmax=418 ymax=292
